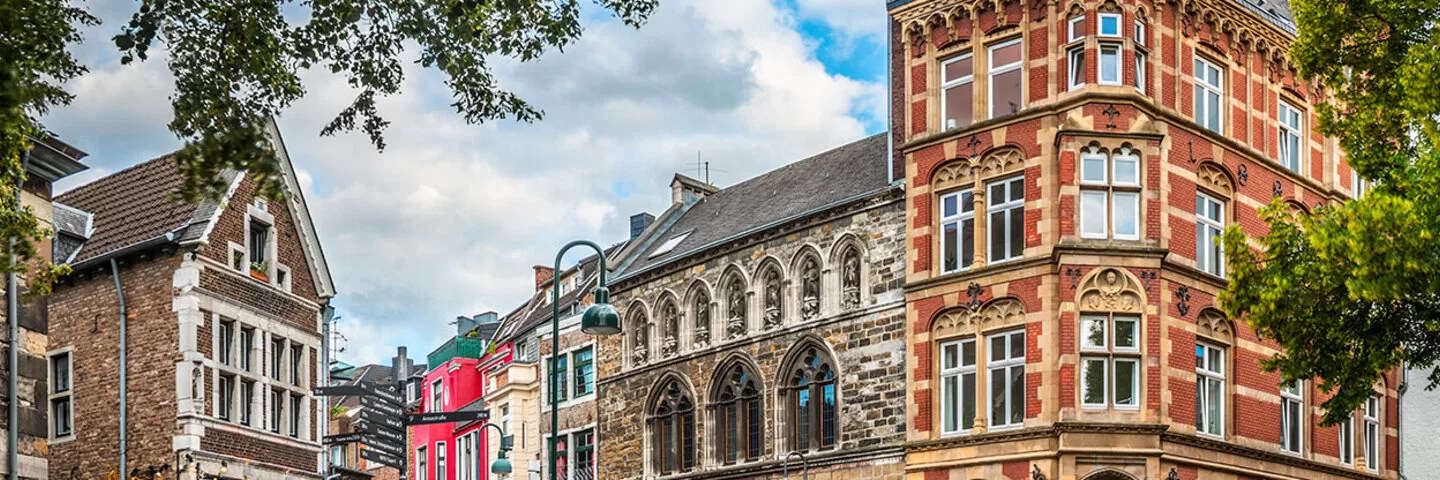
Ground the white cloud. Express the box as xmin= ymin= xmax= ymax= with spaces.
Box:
xmin=42 ymin=0 xmax=885 ymax=367
xmin=793 ymin=0 xmax=888 ymax=38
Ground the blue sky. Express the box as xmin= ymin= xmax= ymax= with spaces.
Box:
xmin=43 ymin=0 xmax=891 ymax=366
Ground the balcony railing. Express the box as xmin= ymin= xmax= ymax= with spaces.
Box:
xmin=427 ymin=336 xmax=488 ymax=367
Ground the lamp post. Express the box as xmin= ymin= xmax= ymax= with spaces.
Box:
xmin=479 ymin=422 xmax=515 ymax=475
xmin=783 ymin=451 xmax=808 ymax=480
xmin=550 ymin=241 xmax=622 ymax=480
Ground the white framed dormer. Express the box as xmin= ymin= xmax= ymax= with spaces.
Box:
xmin=244 ymin=201 xmax=279 ymax=286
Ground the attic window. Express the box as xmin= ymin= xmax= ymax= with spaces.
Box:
xmin=649 ymin=231 xmax=692 ymax=258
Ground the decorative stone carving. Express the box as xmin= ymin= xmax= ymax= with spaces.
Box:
xmin=693 ymin=291 xmax=710 ymax=348
xmin=1077 ymin=268 xmax=1144 ymax=313
xmin=800 ymin=257 xmax=821 ymax=320
xmin=632 ymin=319 xmax=650 ymax=364
xmin=978 ymin=148 xmax=1024 ymax=179
xmin=727 ymin=277 xmax=747 ymax=338
xmin=841 ymin=248 xmax=861 ymax=310
xmin=763 ymin=268 xmax=783 ymax=329
xmin=933 ymin=161 xmax=975 ymax=189
xmin=1197 ymin=309 xmax=1233 ymax=342
xmin=933 ymin=298 xmax=1026 ymax=337
xmin=661 ymin=301 xmax=679 ymax=356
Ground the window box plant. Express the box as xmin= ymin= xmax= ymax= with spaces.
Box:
xmin=250 ymin=260 xmax=270 ymax=282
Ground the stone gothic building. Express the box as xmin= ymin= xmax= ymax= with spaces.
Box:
xmin=47 ymin=123 xmax=335 ymax=480
xmin=888 ymin=0 xmax=1396 ymax=479
xmin=596 ymin=135 xmax=908 ymax=480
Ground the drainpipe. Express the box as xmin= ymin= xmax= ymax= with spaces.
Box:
xmin=111 ymin=258 xmax=128 ymax=477
xmin=9 ymin=148 xmax=31 ymax=480
xmin=1398 ymin=360 xmax=1407 ymax=479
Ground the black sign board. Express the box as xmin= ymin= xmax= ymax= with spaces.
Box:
xmin=360 ymin=381 xmax=404 ymax=405
xmin=359 ymin=408 xmax=406 ymax=431
xmin=313 ymin=385 xmax=368 ymax=397
xmin=363 ymin=435 xmax=405 ymax=456
xmin=361 ymin=447 xmax=405 ymax=469
xmin=355 ymin=420 xmax=406 ymax=443
xmin=361 ymin=395 xmax=405 ymax=417
xmin=405 ymin=410 xmax=490 ymax=426
xmin=323 ymin=432 xmax=363 ymax=445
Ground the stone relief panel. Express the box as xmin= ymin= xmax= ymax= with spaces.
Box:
xmin=1078 ymin=268 xmax=1144 ymax=313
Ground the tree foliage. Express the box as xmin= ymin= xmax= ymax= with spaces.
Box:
xmin=0 ymin=0 xmax=657 ymax=292
xmin=1220 ymin=0 xmax=1440 ymax=425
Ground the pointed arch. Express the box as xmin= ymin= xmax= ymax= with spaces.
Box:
xmin=1076 ymin=267 xmax=1146 ymax=313
xmin=791 ymin=245 xmax=824 ymax=322
xmin=1082 ymin=468 xmax=1138 ymax=480
xmin=755 ymin=256 xmax=786 ymax=330
xmin=626 ymin=300 xmax=653 ymax=367
xmin=1196 ymin=161 xmax=1235 ymax=198
xmin=709 ymin=353 xmax=764 ymax=464
xmin=685 ymin=280 xmax=714 ymax=350
xmin=647 ymin=372 xmax=697 ymax=475
xmin=655 ymin=291 xmax=682 ymax=357
xmin=778 ymin=338 xmax=839 ymax=452
xmin=1196 ymin=308 xmax=1234 ymax=344
xmin=930 ymin=296 xmax=1029 ymax=339
xmin=830 ymin=234 xmax=867 ymax=311
xmin=933 ymin=157 xmax=978 ymax=191
xmin=719 ymin=265 xmax=750 ymax=340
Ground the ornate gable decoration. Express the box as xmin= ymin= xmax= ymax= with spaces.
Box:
xmin=932 ymin=147 xmax=1026 ymax=190
xmin=1196 ymin=309 xmax=1233 ymax=343
xmin=1196 ymin=163 xmax=1233 ymax=197
xmin=1078 ymin=268 xmax=1143 ymax=313
xmin=933 ymin=298 xmax=1026 ymax=337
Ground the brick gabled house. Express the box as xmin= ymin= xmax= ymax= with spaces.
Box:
xmin=46 ymin=123 xmax=335 ymax=480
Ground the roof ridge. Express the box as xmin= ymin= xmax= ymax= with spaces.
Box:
xmin=708 ymin=132 xmax=885 ymax=196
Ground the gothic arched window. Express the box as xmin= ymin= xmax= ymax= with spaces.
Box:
xmin=650 ymin=380 xmax=696 ymax=475
xmin=840 ymin=246 xmax=862 ymax=310
xmin=692 ymin=289 xmax=711 ymax=348
xmin=762 ymin=266 xmax=783 ymax=330
xmin=713 ymin=363 xmax=762 ymax=464
xmin=799 ymin=255 xmax=821 ymax=320
xmin=660 ymin=299 xmax=679 ymax=357
xmin=784 ymin=344 xmax=837 ymax=451
xmin=726 ymin=275 xmax=748 ymax=339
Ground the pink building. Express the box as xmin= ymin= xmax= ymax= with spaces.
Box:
xmin=411 ymin=314 xmax=501 ymax=480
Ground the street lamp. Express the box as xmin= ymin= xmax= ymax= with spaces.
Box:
xmin=783 ymin=451 xmax=809 ymax=480
xmin=479 ymin=423 xmax=514 ymax=475
xmin=550 ymin=240 xmax=621 ymax=480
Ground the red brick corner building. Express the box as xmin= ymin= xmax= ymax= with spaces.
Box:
xmin=47 ymin=122 xmax=336 ymax=480
xmin=888 ymin=0 xmax=1395 ymax=478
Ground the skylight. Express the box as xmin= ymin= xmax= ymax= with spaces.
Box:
xmin=649 ymin=231 xmax=693 ymax=258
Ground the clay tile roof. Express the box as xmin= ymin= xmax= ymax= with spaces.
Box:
xmin=54 ymin=154 xmax=236 ymax=265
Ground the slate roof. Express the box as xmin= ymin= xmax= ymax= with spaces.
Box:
xmin=614 ymin=133 xmax=891 ymax=280
xmin=51 ymin=203 xmax=93 ymax=264
xmin=53 ymin=154 xmax=239 ymax=266
xmin=331 ymin=363 xmax=428 ymax=410
xmin=492 ymin=242 xmax=627 ymax=344
xmin=886 ymin=0 xmax=1296 ymax=35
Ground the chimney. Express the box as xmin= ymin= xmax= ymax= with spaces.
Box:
xmin=456 ymin=315 xmax=478 ymax=336
xmin=671 ymin=174 xmax=719 ymax=206
xmin=534 ymin=265 xmax=555 ymax=291
xmin=629 ymin=212 xmax=655 ymax=240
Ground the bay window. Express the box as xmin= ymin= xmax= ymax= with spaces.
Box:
xmin=1068 ymin=15 xmax=1085 ymax=42
xmin=1068 ymin=47 xmax=1086 ymax=91
xmin=1099 ymin=43 xmax=1122 ymax=85
xmin=1079 ymin=314 xmax=1140 ymax=409
xmin=1098 ymin=12 xmax=1121 ymax=36
xmin=1079 ymin=147 xmax=1141 ymax=240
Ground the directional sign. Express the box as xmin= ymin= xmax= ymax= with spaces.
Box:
xmin=360 ymin=381 xmax=404 ymax=405
xmin=359 ymin=408 xmax=406 ymax=432
xmin=313 ymin=385 xmax=368 ymax=397
xmin=405 ymin=410 xmax=490 ymax=426
xmin=363 ymin=435 xmax=405 ymax=456
xmin=355 ymin=421 xmax=406 ymax=444
xmin=361 ymin=447 xmax=404 ymax=470
xmin=323 ymin=432 xmax=363 ymax=445
xmin=361 ymin=395 xmax=404 ymax=417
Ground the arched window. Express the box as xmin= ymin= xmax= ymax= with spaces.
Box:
xmin=840 ymin=246 xmax=862 ymax=310
xmin=650 ymin=380 xmax=696 ymax=475
xmin=713 ymin=363 xmax=762 ymax=464
xmin=692 ymin=289 xmax=711 ymax=348
xmin=725 ymin=276 xmax=748 ymax=339
xmin=762 ymin=267 xmax=783 ymax=330
xmin=784 ymin=345 xmax=837 ymax=451
xmin=799 ymin=256 xmax=821 ymax=320
xmin=660 ymin=299 xmax=679 ymax=357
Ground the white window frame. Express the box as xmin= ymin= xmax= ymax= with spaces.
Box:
xmin=48 ymin=348 xmax=74 ymax=441
xmin=430 ymin=379 xmax=444 ymax=413
xmin=436 ymin=441 xmax=448 ymax=480
xmin=1098 ymin=12 xmax=1122 ymax=36
xmin=941 ymin=54 xmax=975 ymax=131
xmin=1135 ymin=51 xmax=1147 ymax=94
xmin=1194 ymin=58 xmax=1224 ymax=134
xmin=1067 ymin=46 xmax=1085 ymax=91
xmin=1352 ymin=169 xmax=1372 ymax=199
xmin=1068 ymin=15 xmax=1085 ymax=42
xmin=1364 ymin=396 xmax=1379 ymax=471
xmin=418 ymin=445 xmax=429 ymax=480
xmin=987 ymin=176 xmax=1025 ymax=263
xmin=939 ymin=338 xmax=976 ymax=436
xmin=1196 ymin=193 xmax=1225 ymax=277
xmin=1278 ymin=101 xmax=1304 ymax=173
xmin=1079 ymin=315 xmax=1140 ymax=410
xmin=1195 ymin=342 xmax=1226 ymax=438
xmin=940 ymin=189 xmax=975 ymax=274
xmin=988 ymin=39 xmax=1024 ymax=118
xmin=1099 ymin=43 xmax=1122 ymax=85
xmin=1079 ymin=147 xmax=1141 ymax=240
xmin=1280 ymin=381 xmax=1304 ymax=454
xmin=987 ymin=329 xmax=1026 ymax=429
xmin=1080 ymin=356 xmax=1109 ymax=409
xmin=1340 ymin=415 xmax=1355 ymax=466
xmin=1134 ymin=20 xmax=1146 ymax=46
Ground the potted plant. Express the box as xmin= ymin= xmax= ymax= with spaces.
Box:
xmin=249 ymin=260 xmax=269 ymax=282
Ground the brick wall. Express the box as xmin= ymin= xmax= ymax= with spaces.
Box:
xmin=201 ymin=428 xmax=317 ymax=472
xmin=197 ymin=173 xmax=319 ymax=303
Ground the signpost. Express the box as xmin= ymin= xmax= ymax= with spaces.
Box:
xmin=361 ymin=394 xmax=405 ymax=417
xmin=405 ymin=410 xmax=489 ymax=426
xmin=322 ymin=432 xmax=364 ymax=444
xmin=361 ymin=448 xmax=405 ymax=470
xmin=358 ymin=407 xmax=406 ymax=432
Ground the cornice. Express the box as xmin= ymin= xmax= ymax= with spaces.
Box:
xmin=1161 ymin=432 xmax=1385 ymax=479
xmin=644 ymin=446 xmax=905 ymax=480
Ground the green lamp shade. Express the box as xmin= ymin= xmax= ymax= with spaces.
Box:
xmin=581 ymin=287 xmax=622 ymax=336
xmin=490 ymin=458 xmax=513 ymax=475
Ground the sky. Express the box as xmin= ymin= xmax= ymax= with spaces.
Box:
xmin=42 ymin=0 xmax=891 ymax=367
